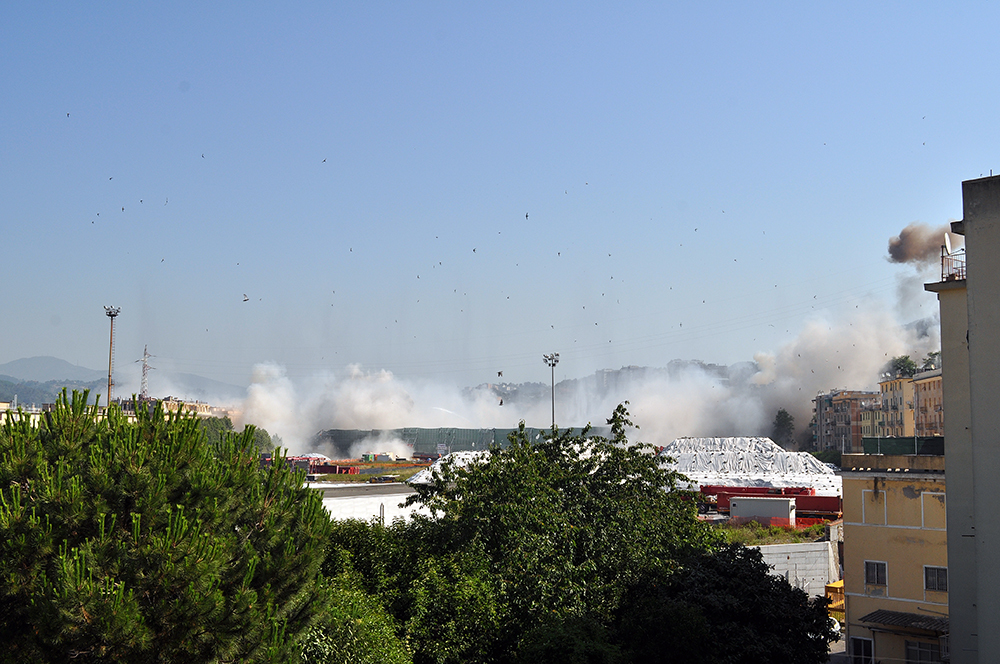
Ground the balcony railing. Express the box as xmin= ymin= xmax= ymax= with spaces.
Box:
xmin=942 ymin=246 xmax=966 ymax=281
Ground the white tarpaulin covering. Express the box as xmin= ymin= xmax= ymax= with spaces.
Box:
xmin=658 ymin=437 xmax=842 ymax=497
xmin=407 ymin=450 xmax=490 ymax=485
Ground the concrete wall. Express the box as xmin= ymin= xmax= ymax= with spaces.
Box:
xmin=962 ymin=175 xmax=1000 ymax=662
xmin=756 ymin=541 xmax=838 ymax=598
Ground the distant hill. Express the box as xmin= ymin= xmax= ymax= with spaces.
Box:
xmin=0 ymin=357 xmax=246 ymax=406
xmin=0 ymin=377 xmax=106 ymax=407
xmin=0 ymin=356 xmax=105 ymax=382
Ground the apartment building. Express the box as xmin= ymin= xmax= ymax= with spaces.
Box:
xmin=813 ymin=390 xmax=878 ymax=453
xmin=842 ymin=451 xmax=948 ymax=663
xmin=913 ymin=368 xmax=944 ymax=438
xmin=877 ymin=374 xmax=915 ymax=438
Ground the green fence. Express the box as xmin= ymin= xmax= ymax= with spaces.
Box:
xmin=861 ymin=437 xmax=944 ymax=456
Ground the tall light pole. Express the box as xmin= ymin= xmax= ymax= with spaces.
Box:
xmin=104 ymin=306 xmax=120 ymax=408
xmin=543 ymin=352 xmax=559 ymax=428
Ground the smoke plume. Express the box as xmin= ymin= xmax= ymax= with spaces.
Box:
xmin=887 ymin=223 xmax=956 ymax=265
xmin=233 ymin=302 xmax=938 ymax=455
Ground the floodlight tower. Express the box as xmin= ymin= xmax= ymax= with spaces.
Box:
xmin=104 ymin=306 xmax=121 ymax=407
xmin=135 ymin=345 xmax=155 ymax=401
xmin=543 ymin=352 xmax=560 ymax=428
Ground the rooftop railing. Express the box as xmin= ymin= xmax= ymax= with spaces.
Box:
xmin=942 ymin=246 xmax=966 ymax=281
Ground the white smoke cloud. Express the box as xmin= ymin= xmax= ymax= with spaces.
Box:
xmin=235 ymin=311 xmax=940 ymax=454
xmin=236 ymin=362 xmax=550 ymax=455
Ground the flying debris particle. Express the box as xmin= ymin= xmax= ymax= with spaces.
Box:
xmin=322 ymin=158 xmax=326 ymax=162
xmin=498 ymin=371 xmax=502 ymax=377
xmin=499 ymin=398 xmax=503 ymax=406
xmin=525 ymin=213 xmax=528 ymax=219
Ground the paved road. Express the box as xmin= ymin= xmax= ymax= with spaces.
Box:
xmin=312 ymin=483 xmax=416 ymax=499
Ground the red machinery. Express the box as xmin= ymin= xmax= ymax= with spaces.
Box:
xmin=699 ymin=485 xmax=842 ymax=519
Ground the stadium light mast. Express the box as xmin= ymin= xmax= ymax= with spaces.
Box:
xmin=543 ymin=352 xmax=560 ymax=428
xmin=104 ymin=306 xmax=121 ymax=408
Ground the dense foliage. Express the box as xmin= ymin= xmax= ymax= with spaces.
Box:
xmin=199 ymin=414 xmax=274 ymax=453
xmin=0 ymin=391 xmax=330 ymax=663
xmin=886 ymin=354 xmax=918 ymax=377
xmin=0 ymin=395 xmax=837 ymax=662
xmin=327 ymin=404 xmax=837 ymax=663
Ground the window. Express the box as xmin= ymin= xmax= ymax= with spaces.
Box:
xmin=865 ymin=560 xmax=887 ymax=594
xmin=905 ymin=640 xmax=941 ymax=663
xmin=925 ymin=566 xmax=948 ymax=592
xmin=851 ymin=637 xmax=874 ymax=664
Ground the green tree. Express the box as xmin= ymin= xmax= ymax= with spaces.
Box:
xmin=771 ymin=408 xmax=795 ymax=448
xmin=330 ymin=404 xmax=838 ymax=663
xmin=921 ymin=351 xmax=941 ymax=371
xmin=615 ymin=544 xmax=837 ymax=664
xmin=299 ymin=575 xmax=411 ymax=664
xmin=199 ymin=415 xmax=274 ymax=454
xmin=0 ymin=391 xmax=331 ymax=663
xmin=398 ymin=404 xmax=717 ymax=661
xmin=886 ymin=355 xmax=918 ymax=377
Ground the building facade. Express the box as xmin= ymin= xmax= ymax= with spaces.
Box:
xmin=842 ymin=452 xmax=948 ymax=663
xmin=923 ymin=174 xmax=1000 ymax=663
xmin=913 ymin=368 xmax=944 ymax=438
xmin=813 ymin=390 xmax=879 ymax=453
xmin=877 ymin=375 xmax=916 ymax=438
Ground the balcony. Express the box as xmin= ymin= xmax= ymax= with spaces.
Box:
xmin=941 ymin=247 xmax=966 ymax=281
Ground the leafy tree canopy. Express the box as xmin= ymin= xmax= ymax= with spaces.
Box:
xmin=0 ymin=390 xmax=330 ymax=663
xmin=921 ymin=351 xmax=941 ymax=371
xmin=885 ymin=355 xmax=918 ymax=378
xmin=328 ymin=404 xmax=837 ymax=663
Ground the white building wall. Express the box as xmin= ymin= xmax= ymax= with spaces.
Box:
xmin=756 ymin=541 xmax=839 ymax=598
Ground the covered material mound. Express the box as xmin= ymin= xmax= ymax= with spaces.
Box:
xmin=407 ymin=450 xmax=490 ymax=485
xmin=658 ymin=437 xmax=841 ymax=497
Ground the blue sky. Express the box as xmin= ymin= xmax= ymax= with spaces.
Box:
xmin=1 ymin=2 xmax=990 ymax=393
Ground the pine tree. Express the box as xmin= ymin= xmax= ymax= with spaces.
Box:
xmin=0 ymin=390 xmax=331 ymax=663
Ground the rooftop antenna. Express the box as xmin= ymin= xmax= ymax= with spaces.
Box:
xmin=104 ymin=306 xmax=121 ymax=407
xmin=135 ymin=345 xmax=155 ymax=401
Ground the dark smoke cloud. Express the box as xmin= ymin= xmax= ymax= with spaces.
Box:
xmin=888 ymin=223 xmax=953 ymax=264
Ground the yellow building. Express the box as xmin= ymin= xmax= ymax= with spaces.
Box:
xmin=877 ymin=375 xmax=915 ymax=438
xmin=913 ymin=368 xmax=944 ymax=438
xmin=842 ymin=452 xmax=948 ymax=663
